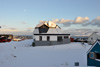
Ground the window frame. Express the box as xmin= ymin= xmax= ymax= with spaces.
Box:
xmin=89 ymin=52 xmax=95 ymax=59
xmin=57 ymin=36 xmax=63 ymax=42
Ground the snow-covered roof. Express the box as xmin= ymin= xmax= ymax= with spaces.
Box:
xmin=47 ymin=28 xmax=62 ymax=34
xmin=36 ymin=22 xmax=46 ymax=28
xmin=96 ymin=32 xmax=100 ymax=36
xmin=34 ymin=21 xmax=63 ymax=34
xmin=35 ymin=21 xmax=60 ymax=28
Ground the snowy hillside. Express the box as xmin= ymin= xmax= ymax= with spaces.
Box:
xmin=0 ymin=40 xmax=91 ymax=67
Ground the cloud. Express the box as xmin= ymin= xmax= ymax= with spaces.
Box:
xmin=39 ymin=16 xmax=100 ymax=27
xmin=63 ymin=29 xmax=94 ymax=36
xmin=27 ymin=27 xmax=34 ymax=32
xmin=1 ymin=25 xmax=6 ymax=27
xmin=9 ymin=28 xmax=17 ymax=30
xmin=21 ymin=22 xmax=26 ymax=24
xmin=39 ymin=17 xmax=89 ymax=27
xmin=82 ymin=16 xmax=100 ymax=26
xmin=0 ymin=28 xmax=32 ymax=35
xmin=73 ymin=17 xmax=89 ymax=24
xmin=50 ymin=19 xmax=59 ymax=23
xmin=90 ymin=16 xmax=100 ymax=27
xmin=0 ymin=28 xmax=18 ymax=33
xmin=39 ymin=20 xmax=46 ymax=23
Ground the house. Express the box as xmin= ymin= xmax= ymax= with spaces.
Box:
xmin=33 ymin=21 xmax=70 ymax=46
xmin=88 ymin=32 xmax=100 ymax=45
xmin=87 ymin=40 xmax=100 ymax=67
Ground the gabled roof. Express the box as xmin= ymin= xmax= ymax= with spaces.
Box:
xmin=88 ymin=32 xmax=100 ymax=39
xmin=87 ymin=41 xmax=100 ymax=54
xmin=35 ymin=21 xmax=60 ymax=28
xmin=96 ymin=32 xmax=100 ymax=37
xmin=36 ymin=22 xmax=46 ymax=28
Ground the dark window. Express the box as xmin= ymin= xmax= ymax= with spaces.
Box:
xmin=95 ymin=53 xmax=100 ymax=59
xmin=89 ymin=52 xmax=100 ymax=59
xmin=91 ymin=38 xmax=93 ymax=40
xmin=75 ymin=62 xmax=79 ymax=66
xmin=64 ymin=36 xmax=68 ymax=39
xmin=39 ymin=36 xmax=42 ymax=41
xmin=57 ymin=36 xmax=62 ymax=42
xmin=39 ymin=25 xmax=49 ymax=33
xmin=47 ymin=36 xmax=50 ymax=41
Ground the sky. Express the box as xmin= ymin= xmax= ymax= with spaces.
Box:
xmin=0 ymin=0 xmax=100 ymax=35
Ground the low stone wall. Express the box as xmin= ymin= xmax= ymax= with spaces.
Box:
xmin=35 ymin=39 xmax=70 ymax=46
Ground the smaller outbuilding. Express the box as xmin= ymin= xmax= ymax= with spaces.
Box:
xmin=87 ymin=40 xmax=100 ymax=67
xmin=88 ymin=32 xmax=100 ymax=45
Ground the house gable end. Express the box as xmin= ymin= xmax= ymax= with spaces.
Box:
xmin=39 ymin=24 xmax=49 ymax=33
xmin=87 ymin=41 xmax=100 ymax=54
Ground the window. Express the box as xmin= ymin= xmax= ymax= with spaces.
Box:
xmin=47 ymin=36 xmax=50 ymax=41
xmin=75 ymin=62 xmax=79 ymax=66
xmin=95 ymin=53 xmax=100 ymax=59
xmin=39 ymin=36 xmax=42 ymax=41
xmin=89 ymin=52 xmax=95 ymax=59
xmin=91 ymin=38 xmax=93 ymax=40
xmin=57 ymin=36 xmax=62 ymax=42
xmin=89 ymin=52 xmax=100 ymax=60
xmin=64 ymin=36 xmax=68 ymax=39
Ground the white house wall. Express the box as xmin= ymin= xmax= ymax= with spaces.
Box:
xmin=42 ymin=36 xmax=47 ymax=41
xmin=35 ymin=36 xmax=39 ymax=41
xmin=88 ymin=33 xmax=100 ymax=44
xmin=33 ymin=29 xmax=39 ymax=34
xmin=88 ymin=33 xmax=100 ymax=41
xmin=50 ymin=36 xmax=57 ymax=41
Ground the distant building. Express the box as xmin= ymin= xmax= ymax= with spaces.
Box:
xmin=13 ymin=35 xmax=33 ymax=41
xmin=71 ymin=36 xmax=88 ymax=42
xmin=87 ymin=40 xmax=100 ymax=67
xmin=88 ymin=32 xmax=100 ymax=45
xmin=33 ymin=21 xmax=70 ymax=46
xmin=0 ymin=34 xmax=13 ymax=42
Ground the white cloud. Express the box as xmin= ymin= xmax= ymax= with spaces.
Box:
xmin=39 ymin=16 xmax=100 ymax=27
xmin=50 ymin=19 xmax=59 ymax=23
xmin=27 ymin=27 xmax=34 ymax=32
xmin=73 ymin=17 xmax=89 ymax=24
xmin=0 ymin=28 xmax=18 ymax=32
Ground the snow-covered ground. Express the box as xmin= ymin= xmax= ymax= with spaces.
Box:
xmin=0 ymin=40 xmax=91 ymax=67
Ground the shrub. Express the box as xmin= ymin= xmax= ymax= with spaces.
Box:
xmin=32 ymin=42 xmax=35 ymax=47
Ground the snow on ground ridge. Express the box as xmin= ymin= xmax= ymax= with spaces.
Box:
xmin=0 ymin=39 xmax=91 ymax=67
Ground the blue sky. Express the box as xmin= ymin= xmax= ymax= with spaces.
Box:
xmin=0 ymin=0 xmax=100 ymax=35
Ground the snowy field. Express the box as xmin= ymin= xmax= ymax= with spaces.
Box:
xmin=0 ymin=39 xmax=92 ymax=67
